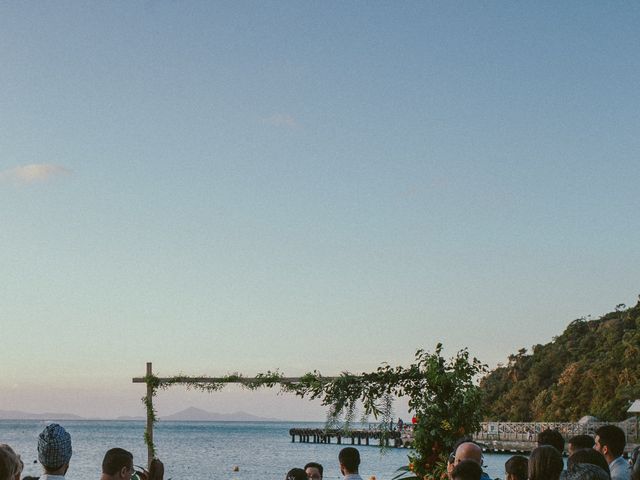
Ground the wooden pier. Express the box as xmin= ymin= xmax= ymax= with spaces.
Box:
xmin=289 ymin=420 xmax=638 ymax=454
xmin=289 ymin=428 xmax=407 ymax=448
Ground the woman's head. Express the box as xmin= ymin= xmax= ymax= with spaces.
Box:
xmin=529 ymin=445 xmax=564 ymax=480
xmin=0 ymin=444 xmax=23 ymax=480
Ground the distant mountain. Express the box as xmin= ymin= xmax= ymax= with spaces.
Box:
xmin=0 ymin=409 xmax=84 ymax=420
xmin=116 ymin=415 xmax=146 ymax=421
xmin=161 ymin=406 xmax=281 ymax=422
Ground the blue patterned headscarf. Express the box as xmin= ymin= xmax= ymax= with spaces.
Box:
xmin=38 ymin=423 xmax=72 ymax=468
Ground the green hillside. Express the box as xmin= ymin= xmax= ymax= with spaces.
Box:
xmin=480 ymin=299 xmax=640 ymax=421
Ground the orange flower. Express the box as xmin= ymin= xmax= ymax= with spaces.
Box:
xmin=409 ymin=463 xmax=414 ymax=472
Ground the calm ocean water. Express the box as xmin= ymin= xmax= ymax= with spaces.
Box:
xmin=0 ymin=420 xmax=512 ymax=480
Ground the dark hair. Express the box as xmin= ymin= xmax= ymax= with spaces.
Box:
xmin=102 ymin=448 xmax=133 ymax=475
xmin=505 ymin=455 xmax=528 ymax=480
xmin=568 ymin=448 xmax=610 ymax=476
xmin=304 ymin=462 xmax=323 ymax=478
xmin=286 ymin=468 xmax=307 ymax=480
xmin=451 ymin=460 xmax=482 ymax=480
xmin=537 ymin=429 xmax=565 ymax=453
xmin=529 ymin=445 xmax=564 ymax=480
xmin=569 ymin=434 xmax=595 ymax=450
xmin=595 ymin=424 xmax=626 ymax=458
xmin=338 ymin=447 xmax=360 ymax=473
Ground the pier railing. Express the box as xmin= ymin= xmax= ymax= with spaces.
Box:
xmin=474 ymin=420 xmax=637 ymax=443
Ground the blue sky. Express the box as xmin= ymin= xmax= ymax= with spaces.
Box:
xmin=1 ymin=2 xmax=639 ymax=419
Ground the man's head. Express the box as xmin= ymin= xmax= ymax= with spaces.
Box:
xmin=338 ymin=447 xmax=360 ymax=475
xmin=568 ymin=435 xmax=595 ymax=456
xmin=304 ymin=462 xmax=323 ymax=480
xmin=451 ymin=460 xmax=482 ymax=480
xmin=504 ymin=455 xmax=528 ymax=480
xmin=38 ymin=423 xmax=72 ymax=474
xmin=594 ymin=425 xmax=626 ymax=462
xmin=537 ymin=428 xmax=565 ymax=453
xmin=454 ymin=442 xmax=483 ymax=466
xmin=0 ymin=444 xmax=23 ymax=480
xmin=447 ymin=442 xmax=483 ymax=480
xmin=101 ymin=448 xmax=134 ymax=480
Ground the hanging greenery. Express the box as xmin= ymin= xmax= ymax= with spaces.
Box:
xmin=140 ymin=344 xmax=486 ymax=480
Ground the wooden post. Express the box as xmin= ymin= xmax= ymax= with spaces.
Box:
xmin=146 ymin=362 xmax=154 ymax=469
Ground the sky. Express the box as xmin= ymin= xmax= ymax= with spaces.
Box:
xmin=1 ymin=2 xmax=639 ymax=420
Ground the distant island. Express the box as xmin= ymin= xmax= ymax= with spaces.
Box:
xmin=0 ymin=407 xmax=281 ymax=422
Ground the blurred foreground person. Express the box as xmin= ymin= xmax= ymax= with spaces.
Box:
xmin=0 ymin=444 xmax=23 ymax=480
xmin=529 ymin=445 xmax=564 ymax=480
xmin=451 ymin=460 xmax=482 ymax=480
xmin=504 ymin=455 xmax=528 ymax=480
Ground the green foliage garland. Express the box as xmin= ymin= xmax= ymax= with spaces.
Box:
xmin=141 ymin=345 xmax=486 ymax=480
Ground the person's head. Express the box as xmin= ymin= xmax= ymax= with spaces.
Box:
xmin=451 ymin=460 xmax=482 ymax=480
xmin=568 ymin=435 xmax=595 ymax=456
xmin=37 ymin=423 xmax=72 ymax=474
xmin=338 ymin=447 xmax=360 ymax=475
xmin=304 ymin=462 xmax=323 ymax=480
xmin=0 ymin=444 xmax=23 ymax=480
xmin=286 ymin=468 xmax=307 ymax=480
xmin=561 ymin=463 xmax=610 ymax=480
xmin=454 ymin=442 xmax=483 ymax=466
xmin=568 ymin=448 xmax=610 ymax=476
xmin=529 ymin=445 xmax=564 ymax=480
xmin=504 ymin=455 xmax=528 ymax=480
xmin=594 ymin=424 xmax=626 ymax=462
xmin=538 ymin=429 xmax=565 ymax=454
xmin=101 ymin=448 xmax=134 ymax=479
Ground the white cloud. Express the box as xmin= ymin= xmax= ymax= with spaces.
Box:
xmin=0 ymin=164 xmax=71 ymax=184
xmin=263 ymin=113 xmax=299 ymax=129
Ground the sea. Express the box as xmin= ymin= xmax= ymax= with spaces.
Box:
xmin=0 ymin=420 xmax=513 ymax=480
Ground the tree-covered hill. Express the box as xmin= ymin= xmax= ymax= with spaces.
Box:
xmin=480 ymin=299 xmax=640 ymax=421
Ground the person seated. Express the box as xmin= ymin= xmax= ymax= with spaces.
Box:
xmin=561 ymin=463 xmax=610 ymax=480
xmin=595 ymin=425 xmax=631 ymax=480
xmin=447 ymin=441 xmax=490 ymax=480
xmin=0 ymin=444 xmax=23 ymax=480
xmin=504 ymin=455 xmax=528 ymax=480
xmin=451 ymin=460 xmax=482 ymax=480
xmin=37 ymin=424 xmax=72 ymax=480
xmin=568 ymin=448 xmax=610 ymax=477
xmin=568 ymin=435 xmax=595 ymax=455
xmin=529 ymin=445 xmax=564 ymax=480
xmin=286 ymin=468 xmax=308 ymax=480
xmin=538 ymin=428 xmax=566 ymax=454
xmin=101 ymin=448 xmax=134 ymax=480
xmin=305 ymin=462 xmax=323 ymax=480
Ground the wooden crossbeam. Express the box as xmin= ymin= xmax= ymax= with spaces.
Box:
xmin=132 ymin=376 xmax=314 ymax=383
xmin=133 ymin=362 xmax=337 ymax=468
